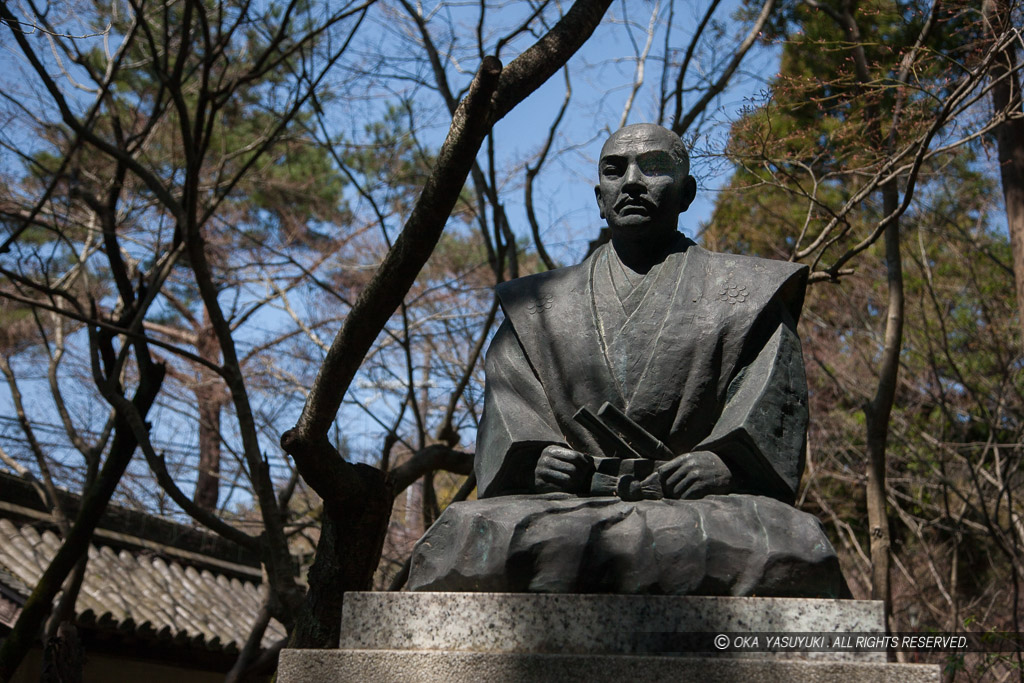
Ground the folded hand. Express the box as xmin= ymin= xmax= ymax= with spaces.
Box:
xmin=535 ymin=445 xmax=594 ymax=494
xmin=656 ymin=451 xmax=733 ymax=499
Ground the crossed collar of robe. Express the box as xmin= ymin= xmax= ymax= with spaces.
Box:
xmin=591 ymin=237 xmax=691 ymax=412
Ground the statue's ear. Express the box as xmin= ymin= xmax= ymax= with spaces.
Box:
xmin=679 ymin=175 xmax=697 ymax=213
xmin=594 ymin=185 xmax=606 ymax=219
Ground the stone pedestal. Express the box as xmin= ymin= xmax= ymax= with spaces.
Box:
xmin=278 ymin=592 xmax=941 ymax=682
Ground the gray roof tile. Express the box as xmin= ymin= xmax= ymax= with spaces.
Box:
xmin=0 ymin=518 xmax=286 ymax=651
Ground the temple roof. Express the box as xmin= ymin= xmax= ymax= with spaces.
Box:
xmin=0 ymin=471 xmax=286 ymax=656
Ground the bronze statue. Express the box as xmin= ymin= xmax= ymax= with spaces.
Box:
xmin=408 ymin=124 xmax=846 ymax=597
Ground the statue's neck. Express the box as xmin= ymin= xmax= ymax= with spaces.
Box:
xmin=610 ymin=231 xmax=684 ymax=275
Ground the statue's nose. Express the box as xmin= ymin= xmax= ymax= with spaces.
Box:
xmin=623 ymin=162 xmax=644 ymax=189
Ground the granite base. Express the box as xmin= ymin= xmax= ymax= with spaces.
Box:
xmin=277 ymin=592 xmax=942 ymax=682
xmin=338 ymin=592 xmax=884 ymax=661
xmin=279 ymin=649 xmax=941 ymax=683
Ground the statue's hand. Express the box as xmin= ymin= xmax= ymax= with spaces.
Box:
xmin=657 ymin=451 xmax=733 ymax=499
xmin=535 ymin=445 xmax=594 ymax=494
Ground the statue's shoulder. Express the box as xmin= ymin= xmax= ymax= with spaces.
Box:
xmin=698 ymin=248 xmax=809 ymax=321
xmin=494 ymin=257 xmax=590 ymax=316
xmin=701 ymin=248 xmax=806 ymax=282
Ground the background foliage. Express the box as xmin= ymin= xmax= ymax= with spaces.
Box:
xmin=0 ymin=0 xmax=1021 ymax=679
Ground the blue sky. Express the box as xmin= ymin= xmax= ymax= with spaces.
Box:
xmin=0 ymin=0 xmax=785 ymax=514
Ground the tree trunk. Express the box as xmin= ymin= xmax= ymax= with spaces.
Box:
xmin=40 ymin=622 xmax=82 ymax=683
xmin=194 ymin=385 xmax=223 ymax=510
xmin=864 ymin=180 xmax=903 ymax=631
xmin=984 ymin=0 xmax=1024 ymax=348
xmin=193 ymin=321 xmax=225 ymax=512
xmin=43 ymin=555 xmax=87 ymax=640
xmin=288 ymin=463 xmax=392 ymax=649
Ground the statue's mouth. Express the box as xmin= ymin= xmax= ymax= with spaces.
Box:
xmin=616 ymin=199 xmax=651 ymax=215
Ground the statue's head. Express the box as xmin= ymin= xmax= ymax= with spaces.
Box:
xmin=595 ymin=123 xmax=697 ymax=242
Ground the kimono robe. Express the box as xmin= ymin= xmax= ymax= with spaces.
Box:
xmin=408 ymin=236 xmax=845 ymax=597
xmin=475 ymin=236 xmax=809 ymax=502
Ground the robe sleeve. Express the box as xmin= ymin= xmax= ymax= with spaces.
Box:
xmin=695 ymin=300 xmax=808 ymax=505
xmin=474 ymin=318 xmax=567 ymax=498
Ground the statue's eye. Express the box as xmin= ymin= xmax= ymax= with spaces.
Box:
xmin=639 ymin=155 xmax=673 ymax=176
xmin=602 ymin=164 xmax=622 ymax=177
xmin=600 ymin=158 xmax=625 ymax=177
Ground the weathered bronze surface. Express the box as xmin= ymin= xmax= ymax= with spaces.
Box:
xmin=408 ymin=124 xmax=846 ymax=597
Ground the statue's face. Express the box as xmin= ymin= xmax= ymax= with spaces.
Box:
xmin=595 ymin=124 xmax=695 ymax=241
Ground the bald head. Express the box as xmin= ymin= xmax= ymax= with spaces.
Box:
xmin=599 ymin=124 xmax=690 ymax=179
xmin=594 ymin=123 xmax=697 ymax=245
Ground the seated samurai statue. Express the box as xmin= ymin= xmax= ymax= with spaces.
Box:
xmin=407 ymin=124 xmax=846 ymax=598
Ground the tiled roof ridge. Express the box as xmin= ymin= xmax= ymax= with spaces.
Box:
xmin=0 ymin=469 xmax=260 ymax=577
xmin=0 ymin=518 xmax=287 ymax=651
